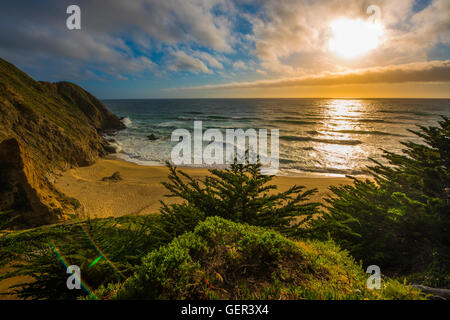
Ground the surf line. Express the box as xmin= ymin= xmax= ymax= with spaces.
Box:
xmin=171 ymin=121 xmax=280 ymax=175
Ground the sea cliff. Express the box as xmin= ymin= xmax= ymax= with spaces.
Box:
xmin=0 ymin=58 xmax=124 ymax=226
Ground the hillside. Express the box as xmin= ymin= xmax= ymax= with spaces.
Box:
xmin=0 ymin=58 xmax=124 ymax=226
xmin=1 ymin=215 xmax=424 ymax=300
xmin=95 ymin=217 xmax=423 ymax=300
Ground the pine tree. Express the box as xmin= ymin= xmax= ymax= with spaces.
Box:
xmin=313 ymin=116 xmax=449 ymax=284
xmin=159 ymin=160 xmax=320 ymax=238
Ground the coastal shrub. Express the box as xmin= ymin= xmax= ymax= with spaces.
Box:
xmin=0 ymin=215 xmax=163 ymax=299
xmin=0 ymin=222 xmax=94 ymax=299
xmin=158 ymin=160 xmax=320 ymax=240
xmin=312 ymin=116 xmax=450 ymax=286
xmin=100 ymin=217 xmax=425 ymax=300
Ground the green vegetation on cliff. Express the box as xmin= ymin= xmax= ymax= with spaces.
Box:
xmin=0 ymin=215 xmax=424 ymax=300
xmin=111 ymin=217 xmax=424 ymax=300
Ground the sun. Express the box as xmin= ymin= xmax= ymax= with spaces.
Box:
xmin=329 ymin=18 xmax=383 ymax=59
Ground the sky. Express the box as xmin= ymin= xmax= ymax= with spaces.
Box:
xmin=0 ymin=0 xmax=449 ymax=99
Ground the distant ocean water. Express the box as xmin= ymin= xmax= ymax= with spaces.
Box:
xmin=103 ymin=99 xmax=450 ymax=177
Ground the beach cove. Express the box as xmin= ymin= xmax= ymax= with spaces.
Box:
xmin=55 ymin=158 xmax=351 ymax=218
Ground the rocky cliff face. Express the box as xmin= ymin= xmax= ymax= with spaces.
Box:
xmin=0 ymin=58 xmax=125 ymax=226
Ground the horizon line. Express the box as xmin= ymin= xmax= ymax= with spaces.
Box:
xmin=100 ymin=97 xmax=450 ymax=100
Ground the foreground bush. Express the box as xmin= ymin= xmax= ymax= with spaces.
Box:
xmin=105 ymin=217 xmax=424 ymax=300
xmin=157 ymin=160 xmax=320 ymax=241
xmin=313 ymin=116 xmax=450 ymax=286
xmin=0 ymin=215 xmax=161 ymax=299
xmin=1 ymin=159 xmax=321 ymax=300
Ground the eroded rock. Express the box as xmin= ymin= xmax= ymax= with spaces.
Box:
xmin=0 ymin=138 xmax=59 ymax=225
xmin=101 ymin=171 xmax=122 ymax=182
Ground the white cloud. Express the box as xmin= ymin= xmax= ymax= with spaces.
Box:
xmin=0 ymin=0 xmax=234 ymax=78
xmin=195 ymin=52 xmax=224 ymax=69
xmin=1 ymin=0 xmax=449 ymax=83
xmin=232 ymin=60 xmax=247 ymax=70
xmin=80 ymin=0 xmax=234 ymax=52
xmin=168 ymin=51 xmax=212 ymax=74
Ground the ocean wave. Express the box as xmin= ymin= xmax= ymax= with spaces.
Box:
xmin=332 ymin=130 xmax=405 ymax=136
xmin=183 ymin=111 xmax=204 ymax=115
xmin=114 ymin=153 xmax=164 ymax=167
xmin=121 ymin=117 xmax=132 ymax=127
xmin=177 ymin=116 xmax=197 ymax=121
xmin=207 ymin=115 xmax=228 ymax=120
xmin=379 ymin=110 xmax=433 ymax=116
xmin=108 ymin=141 xmax=123 ymax=153
xmin=233 ymin=117 xmax=261 ymax=121
xmin=285 ymin=116 xmax=324 ymax=120
xmin=284 ymin=166 xmax=369 ymax=176
xmin=357 ymin=119 xmax=398 ymax=123
xmin=175 ymin=115 xmax=260 ymax=122
xmin=273 ymin=119 xmax=317 ymax=125
xmin=280 ymin=135 xmax=362 ymax=145
xmin=156 ymin=121 xmax=184 ymax=128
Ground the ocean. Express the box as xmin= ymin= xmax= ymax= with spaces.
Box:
xmin=102 ymin=98 xmax=450 ymax=177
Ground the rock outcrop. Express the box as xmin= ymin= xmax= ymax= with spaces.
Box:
xmin=0 ymin=58 xmax=125 ymax=226
xmin=147 ymin=133 xmax=158 ymax=141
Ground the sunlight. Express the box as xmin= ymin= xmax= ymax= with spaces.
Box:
xmin=322 ymin=100 xmax=361 ymax=134
xmin=312 ymin=100 xmax=369 ymax=175
xmin=326 ymin=99 xmax=362 ymax=127
xmin=329 ymin=18 xmax=383 ymax=58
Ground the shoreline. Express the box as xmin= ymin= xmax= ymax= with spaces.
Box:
xmin=109 ymin=153 xmax=359 ymax=178
xmin=55 ymin=158 xmax=352 ymax=218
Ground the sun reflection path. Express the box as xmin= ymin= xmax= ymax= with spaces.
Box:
xmin=315 ymin=100 xmax=369 ymax=174
xmin=325 ymin=100 xmax=363 ymax=131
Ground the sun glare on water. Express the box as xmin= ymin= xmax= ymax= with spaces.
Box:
xmin=329 ymin=18 xmax=383 ymax=59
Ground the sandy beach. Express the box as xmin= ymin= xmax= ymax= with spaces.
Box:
xmin=55 ymin=158 xmax=351 ymax=218
xmin=0 ymin=159 xmax=351 ymax=299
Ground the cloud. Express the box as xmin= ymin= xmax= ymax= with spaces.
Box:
xmin=168 ymin=51 xmax=212 ymax=74
xmin=388 ymin=0 xmax=450 ymax=52
xmin=195 ymin=52 xmax=224 ymax=69
xmin=176 ymin=60 xmax=450 ymax=90
xmin=244 ymin=0 xmax=450 ymax=74
xmin=0 ymin=0 xmax=449 ymax=86
xmin=232 ymin=60 xmax=247 ymax=70
xmin=0 ymin=0 xmax=234 ymax=79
